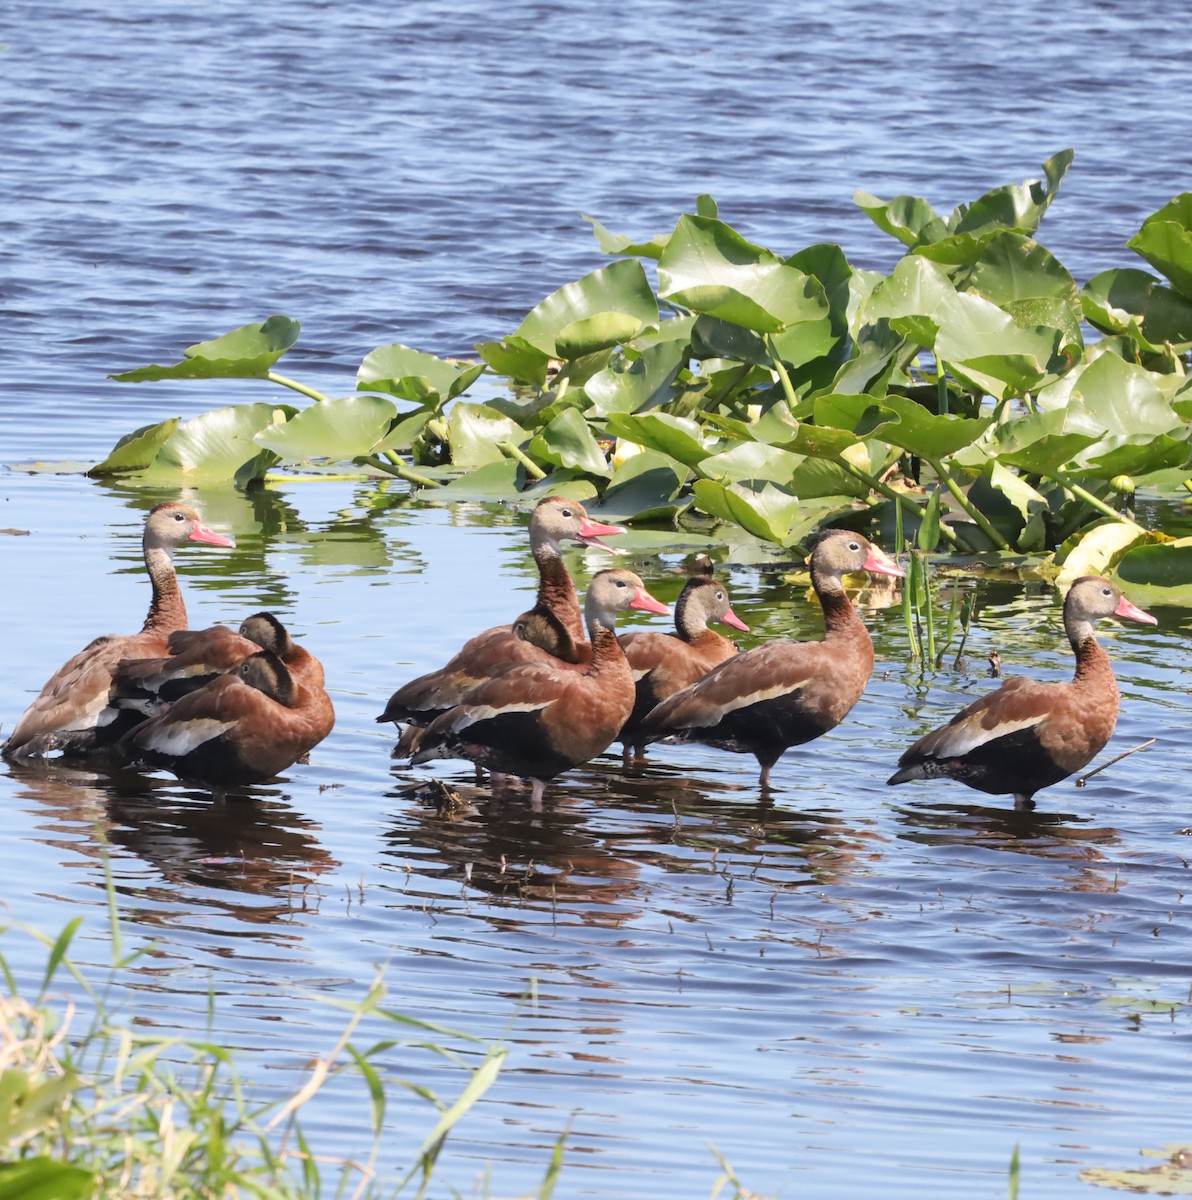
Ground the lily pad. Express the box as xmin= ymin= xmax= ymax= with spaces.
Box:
xmin=416 ymin=459 xmax=523 ymax=502
xmin=593 ymin=450 xmax=690 ymax=523
xmin=1083 ymin=268 xmax=1192 ymax=352
xmin=1113 ymin=537 xmax=1192 ymax=604
xmin=446 ymin=403 xmax=530 ymax=469
xmin=1056 ymin=520 xmax=1151 ymax=589
xmin=604 ymin=412 xmax=712 ymax=470
xmin=111 ymin=315 xmax=300 ymax=382
xmin=813 ymin=392 xmax=991 ymax=460
xmin=582 ymin=212 xmax=671 ymax=260
xmin=1128 ymin=192 xmax=1192 ymax=300
xmin=357 ymin=344 xmax=485 ymax=405
xmin=139 ymin=403 xmax=291 ymax=485
xmin=254 ymin=395 xmax=398 ymax=463
xmin=692 ymin=479 xmax=804 ymax=544
xmin=527 ymin=408 xmax=610 ymax=477
xmin=89 ymin=417 xmax=181 ymax=476
xmin=586 ymin=340 xmax=687 ymax=416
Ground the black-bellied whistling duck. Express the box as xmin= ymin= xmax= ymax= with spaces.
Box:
xmin=618 ymin=575 xmax=749 ymax=764
xmin=377 ymin=496 xmax=623 ymax=751
xmin=2 ymin=502 xmax=234 ymax=760
xmin=887 ymin=576 xmax=1156 ymax=811
xmin=410 ymin=568 xmax=670 ymax=810
xmin=636 ymin=531 xmax=905 ymax=788
xmin=121 ymin=649 xmax=335 ymax=787
xmin=113 ymin=611 xmax=325 ymax=715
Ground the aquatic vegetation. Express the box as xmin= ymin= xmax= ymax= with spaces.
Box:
xmin=93 ymin=152 xmax=1192 ymax=596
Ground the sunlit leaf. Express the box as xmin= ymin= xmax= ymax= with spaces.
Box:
xmin=475 ymin=336 xmax=552 ymax=387
xmin=1128 ymin=192 xmax=1192 ymax=300
xmin=813 ymin=392 xmax=991 ymax=459
xmin=0 ymin=1157 xmax=93 ymax=1200
xmin=691 ymin=479 xmax=803 ymax=544
xmin=853 ymin=191 xmax=947 ymax=247
xmin=1083 ymin=268 xmax=1192 ymax=352
xmin=416 ymin=459 xmax=523 ymax=501
xmin=254 ymin=395 xmax=397 ymax=462
xmin=555 ymin=312 xmax=644 ymax=360
xmin=446 ymin=403 xmax=529 ymax=469
xmin=513 ymin=258 xmax=658 ymax=358
xmin=658 ymin=214 xmax=829 ymax=333
xmin=1039 ymin=350 xmax=1182 ymax=438
xmin=89 ymin=417 xmax=180 ymax=476
xmin=951 ymin=149 xmax=1073 ymax=238
xmin=604 ymin=412 xmax=712 ymax=469
xmin=581 ymin=213 xmax=671 ymax=260
xmin=139 ymin=403 xmax=291 ymax=485
xmin=357 ymin=344 xmax=484 ymax=405
xmin=528 ymin=409 xmax=610 ymax=477
xmin=586 ymin=340 xmax=687 ymax=416
xmin=1056 ymin=520 xmax=1152 ymax=589
xmin=699 ymin=441 xmax=803 ymax=485
xmin=111 ymin=315 xmax=300 ymax=382
xmin=593 ymin=450 xmax=690 ymax=523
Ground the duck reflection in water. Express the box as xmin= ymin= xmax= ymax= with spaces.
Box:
xmin=386 ymin=754 xmax=877 ymax=924
xmin=6 ymin=758 xmax=338 ymax=928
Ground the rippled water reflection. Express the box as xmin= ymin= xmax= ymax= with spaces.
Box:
xmin=5 ymin=0 xmax=1192 ymax=1193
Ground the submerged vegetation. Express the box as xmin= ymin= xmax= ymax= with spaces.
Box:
xmin=91 ymin=152 xmax=1192 ymax=597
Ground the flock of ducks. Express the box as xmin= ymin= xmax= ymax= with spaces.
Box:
xmin=1 ymin=498 xmax=1158 ymax=812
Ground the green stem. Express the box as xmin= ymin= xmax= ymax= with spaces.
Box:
xmin=497 ymin=441 xmax=546 ymax=481
xmin=365 ymin=454 xmax=441 ymax=488
xmin=265 ymin=371 xmax=333 ymax=404
xmin=766 ymin=337 xmax=799 ymax=408
xmin=830 ymin=454 xmax=964 ymax=550
xmin=1052 ymin=473 xmax=1147 ymax=532
xmin=926 ymin=456 xmax=1013 ymax=551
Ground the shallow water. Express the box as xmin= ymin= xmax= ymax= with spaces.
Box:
xmin=4 ymin=0 xmax=1192 ymax=1195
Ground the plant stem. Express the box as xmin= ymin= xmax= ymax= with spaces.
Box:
xmin=1052 ymin=473 xmax=1148 ymax=533
xmin=830 ymin=454 xmax=964 ymax=550
xmin=266 ymin=371 xmax=333 ymax=404
xmin=766 ymin=337 xmax=799 ymax=408
xmin=365 ymin=454 xmax=441 ymax=488
xmin=925 ymin=456 xmax=1013 ymax=551
xmin=497 ymin=441 xmax=547 ymax=481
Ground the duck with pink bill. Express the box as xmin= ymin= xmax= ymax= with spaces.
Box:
xmin=3 ymin=501 xmax=235 ymax=760
xmin=378 ymin=496 xmax=625 ymax=755
xmin=635 ymin=531 xmax=905 ymax=788
xmin=888 ymin=576 xmax=1157 ymax=811
xmin=617 ymin=573 xmax=750 ymax=765
xmin=411 ymin=569 xmax=671 ymax=810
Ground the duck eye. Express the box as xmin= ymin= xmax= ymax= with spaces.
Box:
xmin=173 ymin=511 xmax=185 ymax=522
xmin=560 ymin=507 xmax=573 ymax=518
xmin=715 ymin=592 xmax=725 ymax=602
xmin=848 ymin=540 xmax=861 ymax=552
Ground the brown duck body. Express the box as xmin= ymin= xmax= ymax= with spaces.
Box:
xmin=618 ymin=575 xmax=747 ymax=759
xmin=2 ymin=502 xmax=233 ymax=760
xmin=411 ymin=569 xmax=669 ymax=809
xmin=378 ymin=498 xmax=622 ymax=745
xmin=888 ymin=576 xmax=1156 ymax=810
xmin=636 ymin=532 xmax=903 ymax=787
xmin=113 ymin=612 xmax=325 ymax=714
xmin=122 ymin=651 xmax=335 ymax=787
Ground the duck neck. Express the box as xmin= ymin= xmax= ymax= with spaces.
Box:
xmin=1070 ymin=628 xmax=1115 ymax=694
xmin=584 ymin=601 xmax=629 ymax=677
xmin=141 ymin=543 xmax=187 ymax=635
xmin=812 ymin=570 xmax=860 ymax=638
xmin=673 ymin=589 xmax=708 ymax=643
xmin=531 ymin=541 xmax=584 ymax=644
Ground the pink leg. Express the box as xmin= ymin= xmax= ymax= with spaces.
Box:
xmin=530 ymin=779 xmax=545 ymax=812
xmin=759 ymin=762 xmax=772 ymax=789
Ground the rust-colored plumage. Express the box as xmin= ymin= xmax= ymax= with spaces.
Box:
xmin=617 ymin=575 xmax=748 ymax=762
xmin=121 ymin=649 xmax=335 ymax=787
xmin=636 ymin=531 xmax=904 ymax=788
xmin=410 ymin=569 xmax=670 ymax=810
xmin=887 ymin=576 xmax=1156 ymax=810
xmin=113 ymin=611 xmax=325 ymax=715
xmin=2 ymin=502 xmax=234 ymax=760
xmin=377 ymin=496 xmax=623 ymax=752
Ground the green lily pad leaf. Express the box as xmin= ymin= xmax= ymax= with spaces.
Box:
xmin=690 ymin=315 xmax=768 ymax=362
xmin=700 ymin=441 xmax=803 ymax=485
xmin=952 ymin=149 xmax=1074 ymax=238
xmin=1056 ymin=520 xmax=1152 ymax=590
xmin=600 ymin=527 xmax=722 ymax=555
xmin=0 ymin=1158 xmax=94 ymax=1200
xmin=513 ymin=258 xmax=658 ymax=358
xmin=88 ymin=417 xmax=181 ymax=476
xmin=528 ymin=408 xmax=610 ymax=477
xmin=853 ymin=191 xmax=948 ymax=248
xmin=1081 ymin=435 xmax=1190 ymax=480
xmin=977 ymin=463 xmax=1049 ymax=552
xmin=357 ymin=344 xmax=484 ymax=405
xmin=416 ymin=459 xmax=524 ymax=501
xmin=1113 ymin=538 xmax=1192 ymax=605
xmin=767 ymin=317 xmax=839 ymax=369
xmin=1081 ymin=1162 xmax=1192 ymax=1195
xmin=581 ymin=213 xmax=671 ymax=260
xmin=593 ymin=450 xmax=690 ymax=523
xmin=787 ymin=242 xmax=854 ymax=339
xmin=254 ymin=395 xmax=398 ymax=463
xmin=789 ymin=456 xmax=873 ymax=500
xmin=1128 ymin=192 xmax=1192 ymax=300
xmin=554 ymin=312 xmax=644 ymax=360
xmin=773 ymin=420 xmax=860 ymax=457
xmin=521 ymin=468 xmax=601 ymax=501
xmin=1041 ymin=350 xmax=1182 ymax=438
xmin=692 ymin=479 xmax=803 ymax=544
xmin=1083 ymin=268 xmax=1192 ymax=352
xmin=605 ymin=412 xmax=711 ymax=469
xmin=140 ymin=403 xmax=291 ymax=485
xmin=446 ymin=403 xmax=529 ymax=469
xmin=658 ymin=214 xmax=829 ymax=333
xmin=984 ymin=408 xmax=1098 ymax=473
xmin=813 ymin=392 xmax=991 ymax=459
xmin=372 ymin=408 xmax=433 ymax=453
xmin=110 ymin=316 xmax=300 ymax=382
xmin=586 ymin=340 xmax=687 ymax=416
xmin=475 ymin=336 xmax=552 ymax=387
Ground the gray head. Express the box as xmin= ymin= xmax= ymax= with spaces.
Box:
xmin=237 ymin=650 xmax=295 ymax=707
